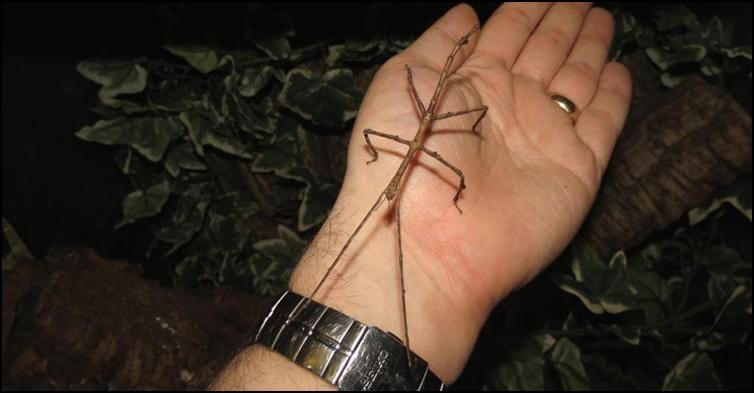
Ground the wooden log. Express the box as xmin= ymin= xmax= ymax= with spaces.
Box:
xmin=576 ymin=74 xmax=752 ymax=258
xmin=2 ymin=247 xmax=268 ymax=390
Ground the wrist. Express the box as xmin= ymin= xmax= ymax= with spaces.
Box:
xmin=289 ymin=179 xmax=488 ymax=383
xmin=210 ymin=345 xmax=336 ymax=390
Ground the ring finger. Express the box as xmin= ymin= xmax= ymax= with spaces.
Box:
xmin=546 ymin=7 xmax=616 ymax=116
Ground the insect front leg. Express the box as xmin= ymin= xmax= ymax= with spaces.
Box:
xmin=363 ymin=129 xmax=411 ymax=164
xmin=404 ymin=64 xmax=426 ymax=116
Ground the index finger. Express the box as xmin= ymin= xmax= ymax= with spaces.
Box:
xmin=471 ymin=3 xmax=552 ymax=68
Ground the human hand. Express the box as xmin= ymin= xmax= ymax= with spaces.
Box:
xmin=289 ymin=2 xmax=631 ymax=384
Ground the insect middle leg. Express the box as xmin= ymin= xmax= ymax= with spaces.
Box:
xmin=419 ymin=145 xmax=467 ymax=213
xmin=432 ymin=105 xmax=488 ymax=134
xmin=363 ymin=129 xmax=411 ymax=164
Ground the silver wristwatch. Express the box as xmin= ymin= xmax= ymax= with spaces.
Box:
xmin=254 ymin=290 xmax=446 ymax=390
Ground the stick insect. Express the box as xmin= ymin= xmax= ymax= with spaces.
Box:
xmin=290 ymin=25 xmax=487 ymax=368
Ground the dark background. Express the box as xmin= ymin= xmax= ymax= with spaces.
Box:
xmin=3 ymin=2 xmax=751 ymax=265
xmin=2 ymin=2 xmax=502 ymax=264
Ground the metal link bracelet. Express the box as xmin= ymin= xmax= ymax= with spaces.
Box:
xmin=254 ymin=290 xmax=445 ymax=391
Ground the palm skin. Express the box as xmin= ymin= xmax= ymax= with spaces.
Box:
xmin=341 ymin=3 xmax=630 ymax=318
xmin=347 ymin=46 xmax=594 ymax=313
xmin=290 ymin=2 xmax=631 ymax=383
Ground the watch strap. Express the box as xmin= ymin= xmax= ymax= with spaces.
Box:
xmin=254 ymin=290 xmax=445 ymax=390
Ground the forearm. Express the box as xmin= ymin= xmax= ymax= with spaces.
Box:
xmin=210 ymin=181 xmax=491 ymax=389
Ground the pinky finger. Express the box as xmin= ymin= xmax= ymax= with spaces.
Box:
xmin=575 ymin=62 xmax=632 ymax=176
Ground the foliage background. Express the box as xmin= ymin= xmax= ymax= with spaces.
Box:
xmin=2 ymin=2 xmax=751 ymax=390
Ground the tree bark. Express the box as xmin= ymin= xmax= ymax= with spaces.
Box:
xmin=2 ymin=247 xmax=268 ymax=390
xmin=576 ymin=74 xmax=752 ymax=258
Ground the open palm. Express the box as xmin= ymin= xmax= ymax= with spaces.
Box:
xmin=341 ymin=3 xmax=632 ymax=313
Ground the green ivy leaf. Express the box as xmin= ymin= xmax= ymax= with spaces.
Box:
xmin=626 ymin=268 xmax=678 ymax=325
xmin=164 ymin=44 xmax=220 ymax=74
xmin=211 ymin=192 xmax=259 ymax=218
xmin=229 ymin=93 xmax=276 ymax=137
xmin=662 ymin=352 xmax=721 ymax=390
xmin=206 ymin=208 xmax=251 ymax=256
xmin=247 ymin=33 xmax=291 ymax=61
xmin=155 ymin=181 xmax=213 ymax=254
xmin=609 ymin=11 xmax=638 ymax=61
xmin=652 ymin=5 xmax=698 ymax=32
xmin=660 ymin=72 xmax=687 ymax=88
xmin=173 ymin=255 xmax=201 ymax=287
xmin=76 ymin=59 xmax=148 ymax=99
xmin=164 ymin=140 xmax=207 ymax=177
xmin=694 ymin=272 xmax=752 ymax=350
xmin=608 ymin=324 xmax=642 ymax=345
xmin=253 ymin=224 xmax=306 ymax=263
xmin=249 ymin=114 xmax=300 ymax=174
xmin=277 ymin=166 xmax=312 ymax=183
xmin=87 ymin=101 xmax=127 ymax=119
xmin=489 ymin=334 xmax=555 ymax=390
xmin=99 ymin=96 xmax=153 ymax=114
xmin=207 ymin=78 xmax=231 ymax=122
xmin=173 ymin=196 xmax=256 ymax=288
xmin=556 ymin=249 xmax=637 ymax=314
xmin=115 ymin=180 xmax=171 ymax=229
xmin=252 ymin=145 xmax=297 ymax=174
xmin=272 ymin=113 xmax=300 ymax=144
xmin=549 ymin=338 xmax=590 ymax=390
xmin=702 ymin=17 xmax=724 ymax=46
xmin=646 ymin=45 xmax=707 ymax=71
xmin=246 ymin=253 xmax=286 ymax=296
xmin=75 ymin=116 xmax=184 ymax=162
xmin=178 ymin=110 xmax=252 ymax=158
xmin=252 ymin=241 xmax=287 ymax=266
xmin=114 ymin=147 xmax=133 ymax=175
xmin=278 ymin=69 xmax=362 ymax=128
xmin=720 ymin=46 xmax=752 ymax=60
xmin=617 ymin=11 xmax=638 ymax=37
xmin=689 ymin=175 xmax=752 ymax=224
xmin=239 ymin=66 xmax=282 ymax=97
xmin=327 ymin=41 xmax=376 ymax=65
xmin=277 ymin=225 xmax=307 ymax=252
xmin=150 ymin=78 xmax=202 ymax=112
xmin=298 ymin=182 xmax=338 ymax=232
xmin=243 ymin=7 xmax=293 ymax=60
xmin=2 ymin=217 xmax=35 ymax=271
xmin=700 ymin=57 xmax=723 ymax=77
xmin=325 ymin=39 xmax=402 ymax=66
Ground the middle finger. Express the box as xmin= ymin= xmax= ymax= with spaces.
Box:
xmin=510 ymin=3 xmax=592 ymax=86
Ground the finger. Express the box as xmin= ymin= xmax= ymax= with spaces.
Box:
xmin=403 ymin=3 xmax=481 ymax=72
xmin=575 ymin=62 xmax=632 ymax=174
xmin=547 ymin=7 xmax=615 ymax=114
xmin=511 ymin=3 xmax=592 ymax=86
xmin=471 ymin=2 xmax=551 ymax=68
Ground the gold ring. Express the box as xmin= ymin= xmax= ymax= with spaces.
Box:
xmin=550 ymin=94 xmax=578 ymax=121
